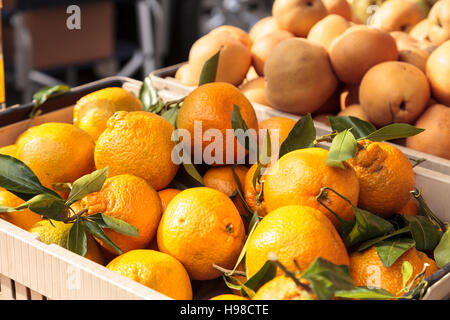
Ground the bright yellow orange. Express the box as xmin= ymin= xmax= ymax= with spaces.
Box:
xmin=16 ymin=122 xmax=95 ymax=189
xmin=158 ymin=188 xmax=181 ymax=212
xmin=74 ymin=174 xmax=162 ymax=255
xmin=246 ymin=205 xmax=350 ymax=279
xmin=203 ymin=165 xmax=249 ymax=218
xmin=253 ymin=276 xmax=313 ymax=300
xmin=350 ymin=246 xmax=438 ymax=295
xmin=106 ymin=249 xmax=192 ymax=300
xmin=157 ymin=187 xmax=246 ymax=280
xmin=73 ymin=87 xmax=143 ymax=141
xmin=177 ymin=82 xmax=259 ymax=165
xmin=263 ymin=148 xmax=360 ymax=227
xmin=210 ymin=294 xmax=248 ymax=300
xmin=347 ymin=140 xmax=415 ymax=217
xmin=0 ymin=144 xmax=18 ymax=157
xmin=95 ymin=111 xmax=178 ymax=191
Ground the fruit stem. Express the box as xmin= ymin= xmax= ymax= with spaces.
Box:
xmin=411 ymin=189 xmax=447 ymax=232
xmin=268 ymin=254 xmax=311 ymax=294
xmin=212 ymin=263 xmax=247 ymax=277
xmin=63 ymin=208 xmax=88 ymax=224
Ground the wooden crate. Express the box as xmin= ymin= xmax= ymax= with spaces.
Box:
xmin=0 ymin=76 xmax=449 ymax=300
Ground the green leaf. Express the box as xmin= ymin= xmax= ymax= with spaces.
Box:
xmin=232 ymin=104 xmax=257 ymax=154
xmin=66 ymin=167 xmax=109 ymax=205
xmin=328 ymin=116 xmax=376 ymax=140
xmin=402 ymin=215 xmax=442 ymax=251
xmin=362 ymin=124 xmax=425 ymax=142
xmin=326 ymin=129 xmax=357 ymax=169
xmin=99 ymin=213 xmax=139 ymax=237
xmin=139 ymin=76 xmax=160 ymax=112
xmin=279 ymin=114 xmax=316 ymax=158
xmin=83 ymin=220 xmax=122 ymax=255
xmin=242 ymin=260 xmax=277 ymax=297
xmin=33 ymin=85 xmax=70 ymax=107
xmin=301 ymin=257 xmax=355 ymax=300
xmin=67 ymin=219 xmax=87 ymax=257
xmin=334 ymin=287 xmax=395 ymax=300
xmin=434 ymin=229 xmax=450 ymax=268
xmin=375 ymin=238 xmax=416 ymax=268
xmin=402 ymin=261 xmax=414 ymax=288
xmin=346 ymin=207 xmax=395 ymax=247
xmin=1 ymin=193 xmax=67 ymax=221
xmin=0 ymin=154 xmax=61 ymax=201
xmin=161 ymin=107 xmax=179 ymax=127
xmin=198 ymin=51 xmax=220 ymax=85
xmin=357 ymin=227 xmax=411 ymax=252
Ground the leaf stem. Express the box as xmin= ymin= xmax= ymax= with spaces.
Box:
xmin=63 ymin=208 xmax=88 ymax=224
xmin=411 ymin=189 xmax=447 ymax=232
xmin=212 ymin=263 xmax=247 ymax=277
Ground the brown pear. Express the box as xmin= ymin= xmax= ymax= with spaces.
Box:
xmin=338 ymin=104 xmax=369 ymax=121
xmin=371 ymin=0 xmax=425 ymax=32
xmin=426 ymin=40 xmax=450 ymax=106
xmin=272 ymin=0 xmax=328 ymax=37
xmin=264 ymin=38 xmax=338 ymax=115
xmin=410 ymin=19 xmax=433 ymax=42
xmin=360 ymin=61 xmax=430 ymax=126
xmin=428 ymin=0 xmax=450 ymax=45
xmin=329 ymin=26 xmax=399 ymax=84
xmin=340 ymin=84 xmax=360 ymax=110
xmin=249 ymin=16 xmax=282 ymax=42
xmin=307 ymin=14 xmax=352 ymax=51
xmin=239 ymin=77 xmax=271 ymax=107
xmin=406 ymin=104 xmax=450 ymax=160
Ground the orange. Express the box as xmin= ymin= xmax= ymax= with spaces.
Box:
xmin=158 ymin=188 xmax=181 ymax=212
xmin=347 ymin=140 xmax=415 ymax=217
xmin=246 ymin=205 xmax=349 ymax=279
xmin=73 ymin=87 xmax=143 ymax=141
xmin=157 ymin=187 xmax=246 ymax=280
xmin=350 ymin=246 xmax=438 ymax=295
xmin=210 ymin=294 xmax=248 ymax=300
xmin=177 ymin=82 xmax=259 ymax=165
xmin=94 ymin=111 xmax=178 ymax=191
xmin=398 ymin=198 xmax=418 ymax=216
xmin=0 ymin=189 xmax=42 ymax=231
xmin=203 ymin=165 xmax=249 ymax=218
xmin=0 ymin=144 xmax=18 ymax=157
xmin=243 ymin=163 xmax=269 ymax=217
xmin=74 ymin=174 xmax=162 ymax=255
xmin=253 ymin=276 xmax=312 ymax=300
xmin=106 ymin=249 xmax=192 ymax=300
xmin=263 ymin=148 xmax=360 ymax=227
xmin=16 ymin=122 xmax=95 ymax=189
xmin=209 ymin=25 xmax=253 ymax=48
xmin=258 ymin=116 xmax=296 ymax=148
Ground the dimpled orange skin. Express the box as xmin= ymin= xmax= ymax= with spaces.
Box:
xmin=253 ymin=276 xmax=312 ymax=300
xmin=157 ymin=189 xmax=181 ymax=212
xmin=246 ymin=205 xmax=350 ymax=279
xmin=106 ymin=249 xmax=192 ymax=300
xmin=157 ymin=187 xmax=246 ymax=281
xmin=350 ymin=246 xmax=438 ymax=295
xmin=0 ymin=189 xmax=42 ymax=230
xmin=263 ymin=148 xmax=359 ymax=228
xmin=347 ymin=140 xmax=415 ymax=217
xmin=203 ymin=165 xmax=249 ymax=218
xmin=16 ymin=122 xmax=95 ymax=189
xmin=73 ymin=87 xmax=143 ymax=141
xmin=176 ymin=82 xmax=259 ymax=165
xmin=95 ymin=111 xmax=178 ymax=191
xmin=76 ymin=174 xmax=162 ymax=255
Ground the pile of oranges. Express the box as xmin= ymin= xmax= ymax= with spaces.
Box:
xmin=176 ymin=0 xmax=450 ymax=161
xmin=0 ymin=75 xmax=444 ymax=300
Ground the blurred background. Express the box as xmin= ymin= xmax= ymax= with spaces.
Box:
xmin=1 ymin=0 xmax=274 ymax=106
